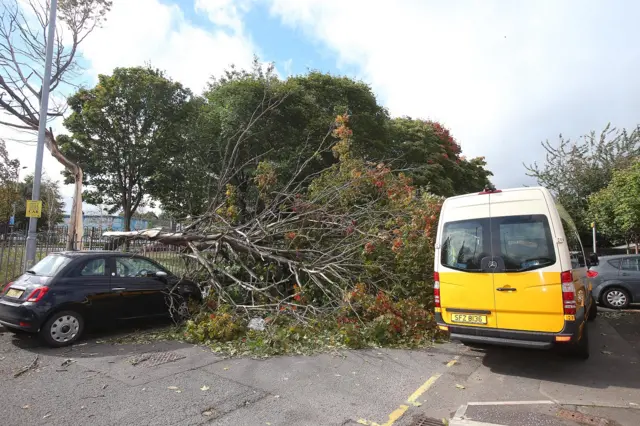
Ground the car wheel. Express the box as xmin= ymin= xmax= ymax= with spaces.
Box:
xmin=588 ymin=295 xmax=598 ymax=321
xmin=567 ymin=323 xmax=590 ymax=360
xmin=39 ymin=310 xmax=84 ymax=348
xmin=601 ymin=287 xmax=631 ymax=310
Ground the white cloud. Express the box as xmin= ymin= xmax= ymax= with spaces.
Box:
xmin=195 ymin=0 xmax=255 ymax=34
xmin=2 ymin=0 xmax=259 ymax=212
xmin=265 ymin=0 xmax=640 ymax=187
xmin=80 ymin=0 xmax=257 ymax=94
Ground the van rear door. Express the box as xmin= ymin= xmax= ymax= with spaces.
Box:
xmin=438 ymin=197 xmax=497 ymax=329
xmin=489 ymin=191 xmax=565 ymax=333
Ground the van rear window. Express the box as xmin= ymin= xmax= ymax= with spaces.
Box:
xmin=441 ymin=220 xmax=486 ymax=272
xmin=440 ymin=215 xmax=556 ymax=273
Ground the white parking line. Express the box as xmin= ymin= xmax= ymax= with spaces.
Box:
xmin=466 ymin=400 xmax=555 ymax=406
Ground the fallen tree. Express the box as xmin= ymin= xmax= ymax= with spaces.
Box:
xmin=102 ymin=95 xmax=452 ymax=352
xmin=105 ymin=108 xmax=442 ymax=311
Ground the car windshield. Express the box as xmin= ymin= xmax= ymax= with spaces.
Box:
xmin=27 ymin=254 xmax=72 ymax=277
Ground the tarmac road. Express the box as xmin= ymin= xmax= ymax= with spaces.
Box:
xmin=0 ymin=307 xmax=638 ymax=426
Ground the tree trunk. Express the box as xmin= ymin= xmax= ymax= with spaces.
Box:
xmin=43 ymin=132 xmax=83 ymax=251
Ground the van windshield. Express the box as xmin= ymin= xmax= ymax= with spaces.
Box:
xmin=441 ymin=215 xmax=556 ymax=273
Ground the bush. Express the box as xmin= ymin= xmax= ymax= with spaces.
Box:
xmin=184 ymin=306 xmax=247 ymax=343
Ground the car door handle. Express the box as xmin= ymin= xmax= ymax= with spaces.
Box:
xmin=621 ymin=272 xmax=629 ymax=276
xmin=496 ymin=287 xmax=517 ymax=292
xmin=111 ymin=287 xmax=126 ymax=291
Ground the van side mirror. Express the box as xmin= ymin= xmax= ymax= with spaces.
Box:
xmin=588 ymin=253 xmax=599 ymax=267
xmin=155 ymin=271 xmax=168 ymax=278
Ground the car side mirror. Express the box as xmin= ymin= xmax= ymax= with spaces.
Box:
xmin=155 ymin=271 xmax=168 ymax=278
xmin=588 ymin=253 xmax=599 ymax=267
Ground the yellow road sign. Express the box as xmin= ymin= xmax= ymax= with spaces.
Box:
xmin=26 ymin=200 xmax=42 ymax=218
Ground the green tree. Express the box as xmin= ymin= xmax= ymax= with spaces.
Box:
xmin=153 ymin=62 xmax=491 ymax=218
xmin=13 ymin=174 xmax=64 ymax=230
xmin=588 ymin=161 xmax=640 ymax=252
xmin=60 ymin=67 xmax=191 ymax=231
xmin=0 ymin=140 xmax=20 ymax=223
xmin=525 ymin=123 xmax=640 ymax=235
xmin=387 ymin=117 xmax=492 ymax=196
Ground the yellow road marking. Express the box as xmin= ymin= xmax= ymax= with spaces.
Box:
xmin=407 ymin=374 xmax=441 ymax=406
xmin=357 ymin=355 xmax=459 ymax=425
xmin=446 ymin=355 xmax=460 ymax=367
xmin=357 ymin=405 xmax=409 ymax=426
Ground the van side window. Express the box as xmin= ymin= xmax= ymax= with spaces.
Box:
xmin=560 ymin=218 xmax=586 ymax=268
xmin=441 ymin=220 xmax=485 ymax=272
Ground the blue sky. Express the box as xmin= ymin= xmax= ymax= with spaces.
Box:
xmin=3 ymin=0 xmax=640 ymax=214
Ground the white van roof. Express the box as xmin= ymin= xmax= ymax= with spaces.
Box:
xmin=444 ymin=186 xmax=552 ymax=202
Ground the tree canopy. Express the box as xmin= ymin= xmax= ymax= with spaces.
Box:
xmin=149 ymin=63 xmax=493 ymax=219
xmin=60 ymin=67 xmax=191 ymax=231
xmin=525 ymin=123 xmax=640 ymax=235
xmin=588 ymin=161 xmax=640 ymax=251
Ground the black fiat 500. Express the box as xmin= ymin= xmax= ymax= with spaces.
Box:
xmin=0 ymin=251 xmax=202 ymax=347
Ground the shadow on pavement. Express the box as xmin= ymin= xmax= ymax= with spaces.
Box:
xmin=479 ymin=314 xmax=640 ymax=391
xmin=7 ymin=317 xmax=191 ymax=358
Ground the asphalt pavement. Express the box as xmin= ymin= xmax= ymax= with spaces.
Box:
xmin=0 ymin=307 xmax=639 ymax=426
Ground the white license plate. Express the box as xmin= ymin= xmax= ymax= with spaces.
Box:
xmin=6 ymin=288 xmax=24 ymax=298
xmin=451 ymin=313 xmax=487 ymax=324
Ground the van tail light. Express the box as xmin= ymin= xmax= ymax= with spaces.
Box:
xmin=587 ymin=270 xmax=598 ymax=278
xmin=25 ymin=286 xmax=49 ymax=303
xmin=434 ymin=272 xmax=441 ymax=308
xmin=561 ymin=271 xmax=576 ymax=315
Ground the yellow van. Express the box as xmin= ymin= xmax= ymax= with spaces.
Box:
xmin=434 ymin=186 xmax=598 ymax=359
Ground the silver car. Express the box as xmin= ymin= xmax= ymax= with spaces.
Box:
xmin=589 ymin=255 xmax=640 ymax=309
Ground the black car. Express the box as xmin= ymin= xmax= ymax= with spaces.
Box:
xmin=0 ymin=251 xmax=202 ymax=347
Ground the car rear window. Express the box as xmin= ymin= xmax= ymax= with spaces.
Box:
xmin=27 ymin=255 xmax=71 ymax=276
xmin=440 ymin=214 xmax=556 ymax=273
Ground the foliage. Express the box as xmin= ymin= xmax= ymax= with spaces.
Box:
xmin=587 ymin=161 xmax=640 ymax=249
xmin=11 ymin=174 xmax=64 ymax=229
xmin=153 ymin=62 xmax=488 ymax=219
xmin=0 ymin=140 xmax=19 ymax=185
xmin=387 ymin=117 xmax=492 ymax=196
xmin=185 ymin=306 xmax=247 ymax=342
xmin=0 ymin=139 xmax=20 ymax=222
xmin=525 ymin=124 xmax=640 ymax=234
xmin=60 ymin=66 xmax=191 ymax=231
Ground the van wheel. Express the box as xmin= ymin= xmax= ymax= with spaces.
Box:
xmin=568 ymin=323 xmax=590 ymax=360
xmin=588 ymin=296 xmax=598 ymax=322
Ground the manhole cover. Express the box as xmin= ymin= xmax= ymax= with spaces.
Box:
xmin=556 ymin=409 xmax=611 ymax=426
xmin=128 ymin=351 xmax=186 ymax=367
xmin=409 ymin=414 xmax=445 ymax=426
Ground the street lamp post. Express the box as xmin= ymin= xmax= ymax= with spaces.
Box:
xmin=24 ymin=0 xmax=58 ymax=268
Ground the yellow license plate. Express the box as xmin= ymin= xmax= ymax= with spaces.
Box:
xmin=451 ymin=313 xmax=487 ymax=324
xmin=6 ymin=288 xmax=24 ymax=298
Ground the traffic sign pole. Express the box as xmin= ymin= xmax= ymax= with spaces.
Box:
xmin=25 ymin=0 xmax=57 ymax=269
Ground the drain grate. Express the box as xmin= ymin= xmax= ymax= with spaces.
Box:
xmin=409 ymin=414 xmax=445 ymax=426
xmin=128 ymin=351 xmax=186 ymax=367
xmin=556 ymin=409 xmax=611 ymax=426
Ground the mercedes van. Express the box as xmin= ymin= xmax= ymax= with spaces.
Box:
xmin=434 ymin=186 xmax=598 ymax=359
